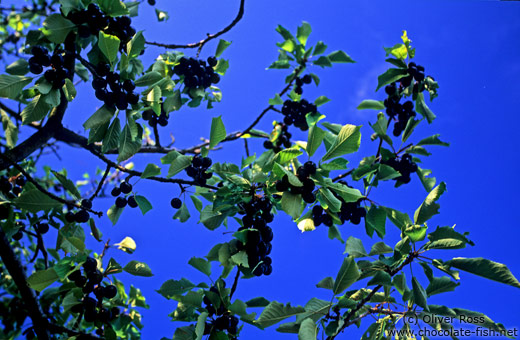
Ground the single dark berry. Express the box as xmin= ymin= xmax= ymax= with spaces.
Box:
xmin=302 ymin=74 xmax=312 ymax=84
xmin=15 ymin=176 xmax=26 ymax=187
xmin=192 ymin=156 xmax=203 ymax=167
xmin=119 ymin=181 xmax=132 ymax=194
xmin=68 ymin=270 xmax=82 ymax=281
xmin=12 ymin=231 xmax=23 ymax=241
xmin=103 ymin=285 xmax=117 ymax=299
xmin=148 ymin=0 xmax=156 ymax=5
xmin=74 ymin=209 xmax=90 ymax=223
xmin=83 ymin=257 xmax=97 ymax=272
xmin=74 ymin=275 xmax=87 ymax=287
xmin=111 ymin=187 xmax=121 ymax=197
xmin=128 ymin=196 xmax=138 ymax=208
xmin=35 ymin=223 xmax=49 ymax=234
xmin=87 ymin=270 xmax=103 ymax=285
xmin=115 ymin=197 xmax=127 ymax=208
xmin=65 ymin=211 xmax=75 ymax=223
xmin=171 ymin=198 xmax=182 ymax=209
xmin=81 ymin=199 xmax=93 ymax=209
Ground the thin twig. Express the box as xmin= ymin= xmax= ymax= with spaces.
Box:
xmin=229 ymin=268 xmax=241 ymax=300
xmin=89 ymin=164 xmax=111 ymax=201
xmin=146 ymin=0 xmax=245 ymax=52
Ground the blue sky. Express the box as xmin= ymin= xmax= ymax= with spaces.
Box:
xmin=21 ymin=0 xmax=520 ymax=339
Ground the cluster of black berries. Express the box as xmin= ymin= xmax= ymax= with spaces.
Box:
xmin=173 ymin=56 xmax=220 ymax=90
xmin=263 ymin=123 xmax=292 ymax=152
xmin=333 ymin=181 xmax=366 ymax=225
xmin=185 ymin=156 xmax=213 ymax=185
xmin=275 ymin=161 xmax=317 ymax=204
xmin=65 ymin=199 xmax=92 ymax=224
xmin=203 ymin=284 xmax=239 ymax=337
xmin=111 ymin=181 xmax=138 ymax=208
xmin=67 ymin=4 xmax=136 ymax=46
xmin=400 ymin=62 xmax=425 ymax=87
xmin=0 ymin=175 xmax=26 ymax=199
xmin=293 ymin=74 xmax=312 ymax=95
xmin=68 ymin=258 xmax=119 ymax=328
xmin=381 ymin=153 xmax=418 ymax=184
xmin=281 ymin=99 xmax=318 ymax=131
xmin=384 ymin=82 xmax=416 ymax=136
xmin=93 ymin=64 xmax=139 ymax=110
xmin=236 ymin=196 xmax=274 ymax=276
xmin=311 ymin=205 xmax=333 ymax=227
xmin=142 ymin=108 xmax=168 ymax=127
xmin=29 ymin=46 xmax=73 ymax=89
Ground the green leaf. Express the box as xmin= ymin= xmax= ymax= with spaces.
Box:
xmin=333 ymin=256 xmax=360 ymax=295
xmin=21 ymin=95 xmax=51 ymax=124
xmin=135 ymin=71 xmax=163 ymax=87
xmin=98 ymin=0 xmax=129 ymax=16
xmin=200 ymin=205 xmax=226 ymax=230
xmin=306 ymin=126 xmax=325 ymax=157
xmin=426 ymin=226 xmax=473 ymax=250
xmin=188 ymin=257 xmax=211 ymax=277
xmin=141 ymin=163 xmax=161 ymax=179
xmin=376 ymin=68 xmax=408 ymax=91
xmin=157 ymin=278 xmax=204 ymax=300
xmin=117 ymin=123 xmax=142 ymax=162
xmin=6 ymin=59 xmax=29 ymax=75
xmin=215 ymin=39 xmax=232 ymax=58
xmin=415 ymin=92 xmax=436 ymax=123
xmin=296 ymin=22 xmax=312 ymax=46
xmin=195 ymin=312 xmax=208 ymax=340
xmin=317 ymin=188 xmax=341 ymax=213
xmin=115 ymin=236 xmax=137 ymax=254
xmin=173 ymin=202 xmax=190 ymax=222
xmin=316 ymin=277 xmax=334 ymax=290
xmin=107 ymin=205 xmax=123 ymax=225
xmin=101 ymin=117 xmax=120 ymax=153
xmin=63 ymin=79 xmax=76 ymax=101
xmin=416 ymin=167 xmax=436 ymax=193
xmin=321 ymin=124 xmax=361 ymax=161
xmin=52 ymin=171 xmax=81 ymax=199
xmin=367 ymin=271 xmax=392 ymax=286
xmin=327 ymin=50 xmax=354 ymax=63
xmin=123 ymin=260 xmax=153 ymax=277
xmin=313 ymin=41 xmax=327 ymax=56
xmin=382 ymin=207 xmax=412 ymax=230
xmin=365 ymin=205 xmax=386 ymax=238
xmin=402 ymin=118 xmax=421 ymax=143
xmin=98 ymin=32 xmax=121 ymax=65
xmin=42 ymin=14 xmax=75 ymax=43
xmin=246 ymin=297 xmax=270 ymax=308
xmin=414 ymin=182 xmax=446 ymax=225
xmin=1 ymin=111 xmax=18 ymax=148
xmin=275 ymin=148 xmax=303 ymax=164
xmin=134 ymin=195 xmax=153 ymax=215
xmin=83 ymin=105 xmax=114 ymax=130
xmin=445 ymin=257 xmax=520 ymax=288
xmin=215 ymin=59 xmax=229 ymax=75
xmin=412 ymin=277 xmax=429 ymax=311
xmin=313 ymin=56 xmax=332 ymax=67
xmin=368 ymin=242 xmax=393 ymax=256
xmin=281 ymin=192 xmax=303 ymax=219
xmin=298 ymin=318 xmax=317 ymax=340
xmin=27 ymin=268 xmax=59 ymax=292
xmin=127 ymin=31 xmax=145 ymax=58
xmin=167 ymin=155 xmax=191 ymax=177
xmin=255 ymin=301 xmax=305 ymax=329
xmin=344 ymin=237 xmax=367 ymax=258
xmin=14 ymin=187 xmax=61 ymax=213
xmin=404 ymin=224 xmax=428 ymax=243
xmin=417 ymin=134 xmax=449 ymax=147
xmin=357 ymin=100 xmax=385 ymax=110
xmin=210 ymin=116 xmax=227 ymax=149
xmin=314 ymin=96 xmax=330 ymax=107
xmin=269 ymin=94 xmax=284 ymax=105
xmin=426 ymin=276 xmax=459 ymax=297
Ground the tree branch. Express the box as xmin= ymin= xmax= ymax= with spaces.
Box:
xmin=0 ymin=153 xmax=103 ymax=217
xmin=146 ymin=0 xmax=245 ymax=51
xmin=0 ymin=228 xmax=51 ymax=340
